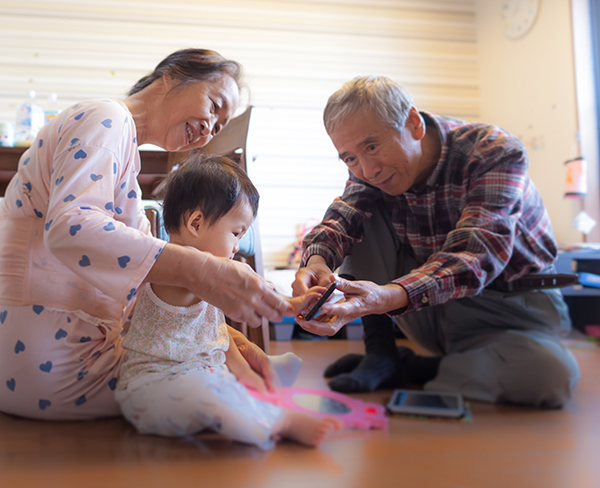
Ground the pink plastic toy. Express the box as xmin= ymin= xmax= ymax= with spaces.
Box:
xmin=249 ymin=386 xmax=388 ymax=430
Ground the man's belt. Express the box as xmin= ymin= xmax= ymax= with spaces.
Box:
xmin=488 ymin=274 xmax=578 ymax=293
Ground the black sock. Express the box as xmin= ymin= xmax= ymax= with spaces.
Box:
xmin=396 ymin=346 xmax=442 ymax=385
xmin=327 ymin=314 xmax=405 ymax=393
xmin=324 ymin=353 xmax=364 ymax=378
xmin=363 ymin=313 xmax=398 ymax=357
xmin=328 ymin=354 xmax=400 ymax=392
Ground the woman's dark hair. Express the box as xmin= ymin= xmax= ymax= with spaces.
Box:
xmin=161 ymin=154 xmax=259 ymax=234
xmin=128 ymin=48 xmax=244 ymax=96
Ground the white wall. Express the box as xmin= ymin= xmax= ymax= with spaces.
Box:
xmin=475 ymin=0 xmax=593 ymax=244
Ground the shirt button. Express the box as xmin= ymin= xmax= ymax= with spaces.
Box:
xmin=422 ymin=296 xmax=429 ymax=303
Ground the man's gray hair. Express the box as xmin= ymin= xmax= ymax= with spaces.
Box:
xmin=323 ymin=76 xmax=414 ymax=134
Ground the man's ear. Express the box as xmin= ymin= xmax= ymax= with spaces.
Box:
xmin=185 ymin=210 xmax=204 ymax=237
xmin=405 ymin=107 xmax=426 ymax=141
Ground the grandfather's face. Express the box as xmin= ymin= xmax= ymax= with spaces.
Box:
xmin=329 ymin=109 xmax=425 ymax=196
xmin=159 ymin=74 xmax=239 ymax=152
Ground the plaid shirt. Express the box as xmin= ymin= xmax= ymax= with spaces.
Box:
xmin=301 ymin=112 xmax=558 ymax=315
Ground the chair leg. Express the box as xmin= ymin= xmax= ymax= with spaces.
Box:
xmin=246 ymin=318 xmax=270 ymax=354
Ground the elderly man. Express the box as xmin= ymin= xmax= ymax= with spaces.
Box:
xmin=292 ymin=76 xmax=579 ymax=407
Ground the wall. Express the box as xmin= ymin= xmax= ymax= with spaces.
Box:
xmin=0 ymin=0 xmax=480 ymax=268
xmin=475 ymin=0 xmax=597 ymax=244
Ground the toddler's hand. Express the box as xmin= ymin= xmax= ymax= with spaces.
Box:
xmin=235 ymin=367 xmax=268 ymax=395
xmin=286 ymin=285 xmax=327 ymax=316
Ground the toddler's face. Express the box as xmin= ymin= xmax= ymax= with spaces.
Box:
xmin=191 ymin=198 xmax=254 ymax=259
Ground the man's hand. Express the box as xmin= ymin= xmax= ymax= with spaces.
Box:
xmin=295 ymin=275 xmax=408 ymax=336
xmin=291 ymin=255 xmax=334 ymax=296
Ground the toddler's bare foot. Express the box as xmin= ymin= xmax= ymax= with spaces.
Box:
xmin=277 ymin=410 xmax=343 ymax=447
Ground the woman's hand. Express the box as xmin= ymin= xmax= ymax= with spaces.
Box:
xmin=291 ymin=255 xmax=334 ymax=296
xmin=295 ymin=275 xmax=409 ymax=336
xmin=146 ymin=244 xmax=292 ymax=327
xmin=229 ymin=326 xmax=279 ymax=392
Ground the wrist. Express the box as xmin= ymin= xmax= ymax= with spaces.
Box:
xmin=306 ymin=254 xmax=327 ymax=268
xmin=381 ymin=283 xmax=409 ymax=314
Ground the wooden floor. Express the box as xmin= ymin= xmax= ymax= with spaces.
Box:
xmin=1 ymin=338 xmax=599 ymax=488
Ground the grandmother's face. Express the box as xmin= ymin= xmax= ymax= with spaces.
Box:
xmin=158 ymin=74 xmax=239 ymax=152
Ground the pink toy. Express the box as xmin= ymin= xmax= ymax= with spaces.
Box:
xmin=249 ymin=386 xmax=388 ymax=430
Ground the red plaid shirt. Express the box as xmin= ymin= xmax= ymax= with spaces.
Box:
xmin=301 ymin=112 xmax=558 ymax=315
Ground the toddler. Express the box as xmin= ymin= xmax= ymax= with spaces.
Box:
xmin=115 ymin=155 xmax=342 ymax=448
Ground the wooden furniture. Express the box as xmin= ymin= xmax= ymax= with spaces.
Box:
xmin=0 ymin=106 xmax=271 ymax=353
xmin=0 ymin=145 xmax=169 ymax=199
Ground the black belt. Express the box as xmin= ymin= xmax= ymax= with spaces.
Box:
xmin=488 ymin=274 xmax=578 ymax=293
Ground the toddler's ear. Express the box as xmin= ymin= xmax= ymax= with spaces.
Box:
xmin=185 ymin=210 xmax=204 ymax=237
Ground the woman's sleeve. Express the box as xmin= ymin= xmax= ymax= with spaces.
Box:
xmin=44 ymin=108 xmax=164 ymax=306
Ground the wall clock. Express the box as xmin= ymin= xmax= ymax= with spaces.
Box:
xmin=501 ymin=0 xmax=540 ymax=39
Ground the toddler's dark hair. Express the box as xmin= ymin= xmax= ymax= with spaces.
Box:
xmin=161 ymin=154 xmax=259 ymax=234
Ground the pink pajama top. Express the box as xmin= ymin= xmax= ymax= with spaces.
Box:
xmin=0 ymin=99 xmax=165 ymax=327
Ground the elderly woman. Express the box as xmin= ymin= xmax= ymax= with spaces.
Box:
xmin=0 ymin=48 xmax=290 ymax=420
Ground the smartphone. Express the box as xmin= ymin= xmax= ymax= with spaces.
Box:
xmin=386 ymin=389 xmax=465 ymax=418
xmin=302 ymin=282 xmax=338 ymax=321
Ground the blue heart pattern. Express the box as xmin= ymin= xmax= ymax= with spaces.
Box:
xmin=39 ymin=399 xmax=51 ymax=410
xmin=63 ymin=194 xmax=75 ymax=203
xmin=39 ymin=139 xmax=43 ymax=148
xmin=79 ymin=336 xmax=91 ymax=343
xmin=39 ymin=361 xmax=53 ymax=373
xmin=90 ymin=174 xmax=103 ymax=182
xmin=44 ymin=220 xmax=53 ymax=231
xmin=69 ymin=224 xmax=81 ymax=236
xmin=77 ymin=371 xmax=88 ymax=381
xmin=74 ymin=112 xmax=85 ymax=121
xmin=105 ymin=202 xmax=114 ymax=211
xmin=127 ymin=190 xmax=137 ymax=199
xmin=70 ymin=138 xmax=80 ymax=146
xmin=0 ymin=310 xmax=7 ymax=324
xmin=55 ymin=176 xmax=64 ymax=186
xmin=118 ymin=256 xmax=130 ymax=268
xmin=103 ymin=222 xmax=115 ymax=231
xmin=32 ymin=305 xmax=44 ymax=315
xmin=34 ymin=209 xmax=43 ymax=218
xmin=23 ymin=182 xmax=32 ymax=191
xmin=16 ymin=199 xmax=23 ymax=208
xmin=74 ymin=149 xmax=87 ymax=160
xmin=79 ymin=255 xmax=91 ymax=267
xmin=108 ymin=377 xmax=117 ymax=390
xmin=101 ymin=119 xmax=112 ymax=128
xmin=6 ymin=378 xmax=15 ymax=391
xmin=127 ymin=288 xmax=136 ymax=301
xmin=14 ymin=340 xmax=25 ymax=354
xmin=23 ymin=157 xmax=30 ymax=165
xmin=55 ymin=328 xmax=67 ymax=340
xmin=75 ymin=395 xmax=87 ymax=406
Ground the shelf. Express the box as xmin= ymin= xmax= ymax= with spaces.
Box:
xmin=0 ymin=146 xmax=171 ymax=199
